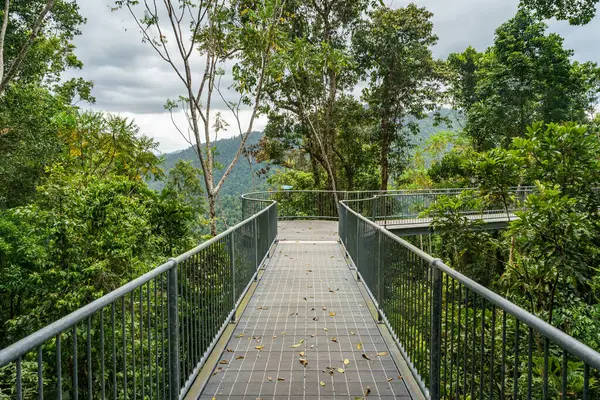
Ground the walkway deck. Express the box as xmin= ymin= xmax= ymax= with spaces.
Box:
xmin=197 ymin=222 xmax=411 ymax=399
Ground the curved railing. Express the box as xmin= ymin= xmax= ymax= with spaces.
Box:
xmin=339 ymin=197 xmax=600 ymax=399
xmin=0 ymin=201 xmax=278 ymax=400
xmin=243 ymin=187 xmax=534 ymax=225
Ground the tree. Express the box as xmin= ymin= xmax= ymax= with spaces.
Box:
xmin=520 ymin=0 xmax=599 ymax=25
xmin=451 ymin=10 xmax=600 ymax=150
xmin=353 ymin=4 xmax=444 ymax=190
xmin=263 ymin=0 xmax=371 ymax=197
xmin=116 ymin=0 xmax=286 ymax=235
xmin=0 ymin=0 xmax=90 ymax=97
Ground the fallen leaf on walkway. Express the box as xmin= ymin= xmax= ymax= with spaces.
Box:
xmin=299 ymin=358 xmax=308 ymax=367
xmin=337 ymin=368 xmax=345 ymax=373
xmin=377 ymin=352 xmax=388 ymax=356
xmin=219 ymin=360 xmax=229 ymax=364
xmin=324 ymin=327 xmax=328 ymax=331
xmin=303 ymin=297 xmax=307 ymax=301
xmin=310 ymin=345 xmax=315 ymax=348
xmin=313 ymin=317 xmax=319 ymax=321
xmin=350 ymin=331 xmax=356 ymax=335
xmin=357 ymin=343 xmax=362 ymax=350
xmin=320 ymin=381 xmax=326 ymax=387
xmin=299 ymin=351 xmax=305 ymax=357
xmin=267 ymin=377 xmax=272 ymax=381
xmin=255 ymin=345 xmax=264 ymax=350
xmin=322 ymin=306 xmax=327 ymax=310
xmin=365 ymin=386 xmax=371 ymax=396
xmin=331 ymin=337 xmax=338 ymax=343
xmin=226 ymin=348 xmax=233 ymax=352
xmin=235 ymin=334 xmax=244 ymax=338
xmin=387 ymin=377 xmax=393 ymax=382
xmin=329 ymin=311 xmax=336 ymax=317
xmin=343 ymin=359 xmax=350 ymax=365
xmin=236 ymin=356 xmax=244 ymax=360
xmin=277 ymin=377 xmax=285 ymax=381
xmin=253 ymin=336 xmax=262 ymax=340
xmin=362 ymin=354 xmax=371 ymax=360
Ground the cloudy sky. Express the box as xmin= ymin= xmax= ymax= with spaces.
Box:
xmin=69 ymin=1 xmax=600 ymax=153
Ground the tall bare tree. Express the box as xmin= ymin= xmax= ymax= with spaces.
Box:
xmin=117 ymin=0 xmax=286 ymax=234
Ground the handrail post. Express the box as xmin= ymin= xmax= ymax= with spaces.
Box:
xmin=254 ymin=217 xmax=259 ymax=280
xmin=430 ymin=259 xmax=443 ymax=400
xmin=377 ymin=230 xmax=383 ymax=322
xmin=167 ymin=259 xmax=180 ymax=400
xmin=229 ymin=231 xmax=236 ymax=323
xmin=356 ymin=216 xmax=360 ymax=281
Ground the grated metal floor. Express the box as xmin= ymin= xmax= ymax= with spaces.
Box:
xmin=198 ymin=241 xmax=411 ymax=400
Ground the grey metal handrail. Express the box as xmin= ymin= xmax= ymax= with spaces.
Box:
xmin=242 ymin=187 xmax=535 ymax=222
xmin=0 ymin=201 xmax=278 ymax=400
xmin=339 ymin=198 xmax=600 ymax=399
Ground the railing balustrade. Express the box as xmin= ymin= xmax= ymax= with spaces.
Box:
xmin=339 ymin=197 xmax=600 ymax=399
xmin=0 ymin=202 xmax=278 ymax=400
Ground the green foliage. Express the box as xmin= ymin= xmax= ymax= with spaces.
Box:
xmin=449 ymin=10 xmax=600 ymax=150
xmin=354 ymin=4 xmax=444 ymax=189
xmin=520 ymin=0 xmax=599 ymax=25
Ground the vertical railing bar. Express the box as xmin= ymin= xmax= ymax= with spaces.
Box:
xmin=16 ymin=356 xmax=22 ymax=400
xmin=167 ymin=260 xmax=180 ymax=400
xmin=111 ymin=303 xmax=117 ymax=400
xmin=87 ymin=316 xmax=92 ymax=400
xmin=38 ymin=346 xmax=43 ymax=400
xmin=489 ymin=305 xmax=496 ymax=400
xmin=583 ymin=363 xmax=589 ymax=400
xmin=122 ymin=297 xmax=127 ymax=400
xmin=73 ymin=325 xmax=78 ymax=400
xmin=513 ymin=320 xmax=520 ymax=399
xmin=57 ymin=334 xmax=63 ymax=400
xmin=527 ymin=327 xmax=533 ymax=400
xmin=101 ymin=309 xmax=105 ymax=400
xmin=543 ymin=337 xmax=549 ymax=399
xmin=430 ymin=260 xmax=443 ymax=400
xmin=561 ymin=351 xmax=567 ymax=400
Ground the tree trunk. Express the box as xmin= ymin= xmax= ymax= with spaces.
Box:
xmin=208 ymin=193 xmax=217 ymax=236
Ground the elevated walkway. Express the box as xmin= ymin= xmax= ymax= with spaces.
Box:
xmin=194 ymin=223 xmax=414 ymax=399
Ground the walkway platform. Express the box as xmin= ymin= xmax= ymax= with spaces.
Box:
xmin=196 ymin=222 xmax=412 ymax=399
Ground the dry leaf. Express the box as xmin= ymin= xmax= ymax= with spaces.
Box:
xmin=343 ymin=359 xmax=350 ymax=365
xmin=362 ymin=354 xmax=371 ymax=360
xmin=331 ymin=337 xmax=338 ymax=343
xmin=377 ymin=352 xmax=388 ymax=356
xmin=226 ymin=348 xmax=234 ymax=352
xmin=255 ymin=345 xmax=264 ymax=350
xmin=299 ymin=359 xmax=308 ymax=367
xmin=365 ymin=386 xmax=371 ymax=396
xmin=324 ymin=327 xmax=328 ymax=331
xmin=219 ymin=360 xmax=229 ymax=364
xmin=357 ymin=343 xmax=362 ymax=350
xmin=235 ymin=334 xmax=244 ymax=338
xmin=329 ymin=311 xmax=336 ymax=317
xmin=313 ymin=317 xmax=319 ymax=321
xmin=236 ymin=356 xmax=245 ymax=360
xmin=322 ymin=306 xmax=327 ymax=310
xmin=310 ymin=345 xmax=315 ymax=348
xmin=299 ymin=351 xmax=305 ymax=357
xmin=387 ymin=377 xmax=393 ymax=382
xmin=350 ymin=331 xmax=356 ymax=335
xmin=277 ymin=377 xmax=285 ymax=381
xmin=337 ymin=368 xmax=345 ymax=373
xmin=303 ymin=297 xmax=307 ymax=301
xmin=267 ymin=376 xmax=272 ymax=381
xmin=319 ymin=381 xmax=326 ymax=387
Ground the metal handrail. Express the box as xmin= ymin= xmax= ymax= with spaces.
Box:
xmin=0 ymin=201 xmax=278 ymax=400
xmin=339 ymin=198 xmax=600 ymax=399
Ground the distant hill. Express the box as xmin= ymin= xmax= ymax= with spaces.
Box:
xmin=151 ymin=109 xmax=464 ymax=197
xmin=149 ymin=132 xmax=272 ymax=196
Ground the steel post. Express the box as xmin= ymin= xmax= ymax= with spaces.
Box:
xmin=430 ymin=260 xmax=443 ymax=400
xmin=167 ymin=262 xmax=180 ymax=400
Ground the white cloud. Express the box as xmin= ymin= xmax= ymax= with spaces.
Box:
xmin=71 ymin=0 xmax=600 ymax=153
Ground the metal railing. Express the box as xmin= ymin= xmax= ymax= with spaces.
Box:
xmin=0 ymin=201 xmax=278 ymax=400
xmin=242 ymin=188 xmax=526 ymax=221
xmin=345 ymin=187 xmax=533 ymax=227
xmin=339 ymin=199 xmax=600 ymax=399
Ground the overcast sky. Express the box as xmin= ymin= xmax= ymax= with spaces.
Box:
xmin=70 ymin=0 xmax=600 ymax=153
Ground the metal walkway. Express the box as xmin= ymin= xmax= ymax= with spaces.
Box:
xmin=198 ymin=225 xmax=411 ymax=399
